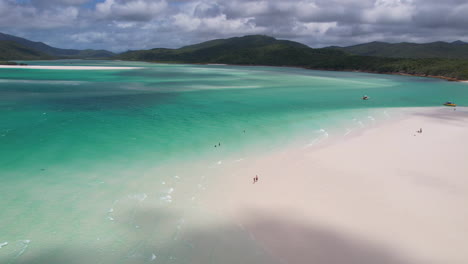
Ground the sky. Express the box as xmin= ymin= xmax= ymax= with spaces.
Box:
xmin=0 ymin=0 xmax=467 ymax=52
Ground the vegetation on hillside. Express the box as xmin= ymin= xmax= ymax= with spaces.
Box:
xmin=0 ymin=41 xmax=53 ymax=60
xmin=333 ymin=41 xmax=468 ymax=59
xmin=118 ymin=35 xmax=468 ymax=80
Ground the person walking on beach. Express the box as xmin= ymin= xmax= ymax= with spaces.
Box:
xmin=253 ymin=175 xmax=259 ymax=184
xmin=255 ymin=175 xmax=259 ymax=183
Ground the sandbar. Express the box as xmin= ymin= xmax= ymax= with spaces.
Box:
xmin=206 ymin=107 xmax=468 ymax=264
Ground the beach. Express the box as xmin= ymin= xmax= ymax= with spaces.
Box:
xmin=1 ymin=61 xmax=468 ymax=263
xmin=203 ymin=107 xmax=468 ymax=264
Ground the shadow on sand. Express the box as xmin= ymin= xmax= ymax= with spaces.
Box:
xmin=5 ymin=207 xmax=419 ymax=264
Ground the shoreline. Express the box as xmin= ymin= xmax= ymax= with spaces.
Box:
xmin=201 ymin=106 xmax=468 ymax=264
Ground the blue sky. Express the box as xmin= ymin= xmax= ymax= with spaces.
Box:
xmin=1 ymin=0 xmax=467 ymax=52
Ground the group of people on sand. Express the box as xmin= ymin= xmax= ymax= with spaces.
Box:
xmin=417 ymin=128 xmax=423 ymax=134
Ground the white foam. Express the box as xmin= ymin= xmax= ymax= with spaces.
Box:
xmin=108 ymin=208 xmax=114 ymax=213
xmin=128 ymin=193 xmax=148 ymax=202
xmin=344 ymin=128 xmax=352 ymax=136
xmin=217 ymin=160 xmax=222 ymax=165
xmin=0 ymin=242 xmax=7 ymax=248
xmin=168 ymin=188 xmax=174 ymax=194
xmin=160 ymin=195 xmax=172 ymax=202
xmin=151 ymin=254 xmax=157 ymax=261
xmin=304 ymin=138 xmax=320 ymax=148
xmin=15 ymin=240 xmax=31 ymax=258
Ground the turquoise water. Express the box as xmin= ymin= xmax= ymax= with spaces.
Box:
xmin=0 ymin=60 xmax=467 ymax=263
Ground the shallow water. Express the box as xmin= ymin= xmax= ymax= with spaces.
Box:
xmin=0 ymin=60 xmax=467 ymax=263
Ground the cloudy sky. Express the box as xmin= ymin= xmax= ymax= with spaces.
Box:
xmin=0 ymin=0 xmax=467 ymax=52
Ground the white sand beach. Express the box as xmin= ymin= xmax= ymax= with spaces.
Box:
xmin=0 ymin=65 xmax=141 ymax=70
xmin=205 ymin=107 xmax=468 ymax=264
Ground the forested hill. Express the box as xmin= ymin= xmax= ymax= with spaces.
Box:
xmin=0 ymin=41 xmax=53 ymax=60
xmin=118 ymin=35 xmax=345 ymax=65
xmin=0 ymin=32 xmax=114 ymax=59
xmin=118 ymin=35 xmax=468 ymax=81
xmin=332 ymin=41 xmax=468 ymax=59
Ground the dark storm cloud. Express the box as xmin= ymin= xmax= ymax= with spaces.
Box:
xmin=0 ymin=0 xmax=467 ymax=51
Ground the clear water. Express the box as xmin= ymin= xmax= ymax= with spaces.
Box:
xmin=0 ymin=60 xmax=467 ymax=263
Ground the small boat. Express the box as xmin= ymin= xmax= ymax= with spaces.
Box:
xmin=362 ymin=95 xmax=369 ymax=100
xmin=443 ymin=101 xmax=456 ymax=107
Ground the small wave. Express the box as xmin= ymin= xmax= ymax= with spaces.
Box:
xmin=15 ymin=240 xmax=31 ymax=258
xmin=151 ymin=253 xmax=157 ymax=261
xmin=0 ymin=242 xmax=7 ymax=248
xmin=160 ymin=195 xmax=172 ymax=202
xmin=344 ymin=128 xmax=352 ymax=136
xmin=128 ymin=193 xmax=147 ymax=202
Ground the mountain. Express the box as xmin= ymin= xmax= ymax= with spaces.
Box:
xmin=0 ymin=41 xmax=53 ymax=60
xmin=451 ymin=40 xmax=467 ymax=45
xmin=118 ymin=35 xmax=345 ymax=66
xmin=0 ymin=32 xmax=115 ymax=59
xmin=334 ymin=41 xmax=468 ymax=59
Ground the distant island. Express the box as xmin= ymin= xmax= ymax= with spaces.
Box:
xmin=1 ymin=32 xmax=468 ymax=81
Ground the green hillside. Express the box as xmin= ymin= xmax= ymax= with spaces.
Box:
xmin=0 ymin=41 xmax=53 ymax=60
xmin=118 ymin=35 xmax=344 ymax=66
xmin=335 ymin=41 xmax=468 ymax=59
xmin=0 ymin=32 xmax=115 ymax=59
xmin=118 ymin=35 xmax=468 ymax=80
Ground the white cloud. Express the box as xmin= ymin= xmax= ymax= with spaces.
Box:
xmin=96 ymin=0 xmax=168 ymax=21
xmin=0 ymin=0 xmax=467 ymax=51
